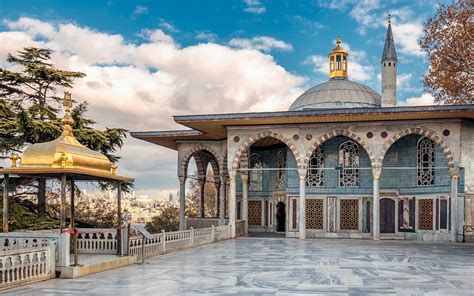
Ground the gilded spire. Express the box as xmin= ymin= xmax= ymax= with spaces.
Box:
xmin=336 ymin=34 xmax=341 ymax=47
xmin=328 ymin=34 xmax=348 ymax=79
xmin=61 ymin=91 xmax=75 ymax=135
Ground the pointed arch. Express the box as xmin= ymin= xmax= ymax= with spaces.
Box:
xmin=181 ymin=144 xmax=222 ymax=178
xmin=377 ymin=127 xmax=456 ymax=168
xmin=303 ymin=129 xmax=375 ymax=169
xmin=231 ymin=131 xmax=302 ymax=171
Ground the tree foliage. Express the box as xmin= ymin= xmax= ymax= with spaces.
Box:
xmin=0 ymin=46 xmax=130 ymax=224
xmin=420 ymin=0 xmax=474 ymax=104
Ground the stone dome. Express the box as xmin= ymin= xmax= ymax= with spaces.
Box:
xmin=289 ymin=78 xmax=381 ymax=111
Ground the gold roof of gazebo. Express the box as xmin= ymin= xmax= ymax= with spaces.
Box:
xmin=0 ymin=92 xmax=133 ymax=183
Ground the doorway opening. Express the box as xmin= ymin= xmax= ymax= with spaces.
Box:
xmin=276 ymin=201 xmax=286 ymax=232
xmin=380 ymin=198 xmax=395 ymax=233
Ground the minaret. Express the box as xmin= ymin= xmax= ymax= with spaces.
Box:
xmin=381 ymin=15 xmax=397 ymax=107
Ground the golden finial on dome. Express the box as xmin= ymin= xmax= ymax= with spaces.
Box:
xmin=9 ymin=153 xmax=19 ymax=168
xmin=328 ymin=34 xmax=348 ymax=79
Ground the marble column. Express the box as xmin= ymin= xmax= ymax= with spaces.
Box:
xmin=215 ymin=179 xmax=220 ymax=218
xmin=229 ymin=173 xmax=237 ymax=238
xmin=179 ymin=176 xmax=186 ymax=230
xmin=219 ymin=175 xmax=226 ymax=226
xmin=199 ymin=178 xmax=206 ymax=218
xmin=449 ymin=167 xmax=460 ymax=242
xmin=2 ymin=174 xmax=9 ymax=233
xmin=117 ymin=182 xmax=123 ymax=256
xmin=240 ymin=173 xmax=249 ymax=235
xmin=298 ymin=169 xmax=306 ymax=239
xmin=60 ymin=174 xmax=67 ymax=231
xmin=372 ymin=167 xmax=381 ymax=240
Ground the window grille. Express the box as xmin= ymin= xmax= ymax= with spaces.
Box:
xmin=306 ymin=199 xmax=324 ymax=230
xmin=248 ymin=200 xmax=262 ymax=226
xmin=275 ymin=150 xmax=286 ymax=190
xmin=306 ymin=145 xmax=324 ymax=187
xmin=417 ymin=137 xmax=435 ymax=186
xmin=340 ymin=199 xmax=359 ymax=230
xmin=249 ymin=153 xmax=263 ymax=191
xmin=418 ymin=199 xmax=434 ymax=230
xmin=339 ymin=140 xmax=359 ymax=187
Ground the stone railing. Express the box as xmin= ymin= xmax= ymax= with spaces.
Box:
xmin=185 ymin=218 xmax=228 ymax=229
xmin=130 ymin=224 xmax=232 ymax=260
xmin=76 ymin=228 xmax=118 ymax=254
xmin=0 ymin=244 xmax=56 ymax=290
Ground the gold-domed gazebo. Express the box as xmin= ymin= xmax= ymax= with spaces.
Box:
xmin=0 ymin=92 xmax=133 ymax=257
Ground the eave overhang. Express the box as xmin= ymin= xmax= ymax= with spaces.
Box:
xmin=131 ymin=105 xmax=474 ymax=150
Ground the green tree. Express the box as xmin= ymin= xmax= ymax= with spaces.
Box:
xmin=0 ymin=47 xmax=128 ymax=218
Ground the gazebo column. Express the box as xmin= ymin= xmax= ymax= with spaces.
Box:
xmin=3 ymin=174 xmax=9 ymax=233
xmin=229 ymin=173 xmax=237 ymax=238
xmin=70 ymin=178 xmax=75 ymax=229
xmin=199 ymin=177 xmax=206 ymax=218
xmin=449 ymin=167 xmax=460 ymax=242
xmin=219 ymin=175 xmax=226 ymax=226
xmin=240 ymin=173 xmax=249 ymax=235
xmin=179 ymin=176 xmax=186 ymax=230
xmin=298 ymin=169 xmax=306 ymax=239
xmin=59 ymin=173 xmax=70 ymax=267
xmin=117 ymin=182 xmax=123 ymax=256
xmin=215 ymin=179 xmax=220 ymax=218
xmin=372 ymin=167 xmax=381 ymax=240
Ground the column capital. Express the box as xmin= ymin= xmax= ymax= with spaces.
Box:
xmin=448 ymin=166 xmax=460 ymax=178
xmin=219 ymin=174 xmax=227 ymax=183
xmin=240 ymin=173 xmax=249 ymax=183
xmin=198 ymin=177 xmax=206 ymax=187
xmin=178 ymin=176 xmax=186 ymax=184
xmin=229 ymin=170 xmax=237 ymax=180
xmin=372 ymin=166 xmax=382 ymax=179
xmin=297 ymin=168 xmax=307 ymax=179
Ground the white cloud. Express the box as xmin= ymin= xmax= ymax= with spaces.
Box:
xmin=158 ymin=18 xmax=179 ymax=33
xmin=195 ymin=31 xmax=218 ymax=42
xmin=317 ymin=1 xmax=425 ymax=57
xmin=305 ymin=42 xmax=375 ymax=82
xmin=132 ymin=5 xmax=148 ymax=18
xmin=229 ymin=36 xmax=293 ymax=52
xmin=403 ymin=92 xmax=435 ymax=106
xmin=0 ymin=17 xmax=305 ymax=195
xmin=243 ymin=0 xmax=266 ymax=14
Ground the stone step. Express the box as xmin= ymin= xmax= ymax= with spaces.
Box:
xmin=380 ymin=235 xmax=405 ymax=240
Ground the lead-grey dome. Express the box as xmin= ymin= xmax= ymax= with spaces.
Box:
xmin=289 ymin=78 xmax=381 ymax=111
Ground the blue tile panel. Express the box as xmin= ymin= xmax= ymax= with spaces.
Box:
xmin=236 ymin=135 xmax=463 ymax=198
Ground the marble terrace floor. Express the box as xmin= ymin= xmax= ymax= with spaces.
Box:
xmin=6 ymin=238 xmax=474 ymax=295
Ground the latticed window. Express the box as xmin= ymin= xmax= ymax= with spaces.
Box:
xmin=306 ymin=199 xmax=324 ymax=229
xmin=306 ymin=145 xmax=324 ymax=187
xmin=275 ymin=150 xmax=286 ymax=190
xmin=417 ymin=137 xmax=435 ymax=186
xmin=249 ymin=153 xmax=263 ymax=191
xmin=339 ymin=141 xmax=359 ymax=187
xmin=339 ymin=199 xmax=359 ymax=230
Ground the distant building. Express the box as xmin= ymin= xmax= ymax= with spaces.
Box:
xmin=168 ymin=192 xmax=174 ymax=201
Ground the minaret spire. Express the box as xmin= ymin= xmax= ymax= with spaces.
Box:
xmin=381 ymin=15 xmax=397 ymax=107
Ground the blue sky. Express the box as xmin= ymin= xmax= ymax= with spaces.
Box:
xmin=0 ymin=0 xmax=448 ymax=196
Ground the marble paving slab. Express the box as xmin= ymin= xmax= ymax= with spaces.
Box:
xmin=4 ymin=238 xmax=473 ymax=295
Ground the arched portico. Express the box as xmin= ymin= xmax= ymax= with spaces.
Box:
xmin=178 ymin=145 xmax=224 ymax=230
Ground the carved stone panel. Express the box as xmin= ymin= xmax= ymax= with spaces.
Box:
xmin=327 ymin=196 xmax=337 ymax=232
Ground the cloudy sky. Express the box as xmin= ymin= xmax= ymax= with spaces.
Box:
xmin=0 ymin=0 xmax=447 ymax=197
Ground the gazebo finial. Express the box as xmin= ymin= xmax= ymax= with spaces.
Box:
xmin=61 ymin=91 xmax=75 ymax=135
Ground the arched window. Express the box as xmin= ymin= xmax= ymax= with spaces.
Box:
xmin=417 ymin=137 xmax=435 ymax=186
xmin=306 ymin=145 xmax=324 ymax=187
xmin=339 ymin=140 xmax=359 ymax=187
xmin=330 ymin=57 xmax=334 ymax=71
xmin=275 ymin=150 xmax=286 ymax=190
xmin=249 ymin=153 xmax=263 ymax=191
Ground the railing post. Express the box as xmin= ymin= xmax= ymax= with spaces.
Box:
xmin=58 ymin=232 xmax=70 ymax=267
xmin=161 ymin=230 xmax=166 ymax=254
xmin=190 ymin=227 xmax=194 ymax=247
xmin=49 ymin=241 xmax=56 ymax=278
xmin=211 ymin=225 xmax=215 ymax=242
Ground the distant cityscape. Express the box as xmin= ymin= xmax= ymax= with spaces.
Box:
xmin=82 ymin=189 xmax=180 ymax=224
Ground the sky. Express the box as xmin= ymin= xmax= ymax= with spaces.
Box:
xmin=0 ymin=0 xmax=448 ymax=197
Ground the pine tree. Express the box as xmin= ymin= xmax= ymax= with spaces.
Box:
xmin=0 ymin=47 xmax=128 ymax=216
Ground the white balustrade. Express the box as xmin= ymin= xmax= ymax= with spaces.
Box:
xmin=76 ymin=229 xmax=117 ymax=254
xmin=0 ymin=243 xmax=56 ymax=290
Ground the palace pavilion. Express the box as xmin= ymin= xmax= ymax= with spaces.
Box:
xmin=132 ymin=20 xmax=474 ymax=242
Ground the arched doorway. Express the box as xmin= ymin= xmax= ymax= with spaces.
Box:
xmin=276 ymin=201 xmax=286 ymax=232
xmin=380 ymin=198 xmax=395 ymax=233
